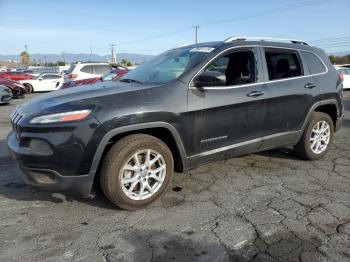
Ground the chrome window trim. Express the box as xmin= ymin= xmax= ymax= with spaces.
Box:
xmin=188 ymin=45 xmax=328 ymax=90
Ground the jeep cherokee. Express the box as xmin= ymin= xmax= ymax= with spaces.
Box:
xmin=8 ymin=36 xmax=344 ymax=210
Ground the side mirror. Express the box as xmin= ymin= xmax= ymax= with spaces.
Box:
xmin=38 ymin=78 xmax=43 ymax=81
xmin=192 ymin=71 xmax=226 ymax=88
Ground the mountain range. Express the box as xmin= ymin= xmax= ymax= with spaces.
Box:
xmin=0 ymin=50 xmax=349 ymax=64
xmin=0 ymin=53 xmax=154 ymax=64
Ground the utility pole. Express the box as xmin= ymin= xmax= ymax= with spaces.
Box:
xmin=110 ymin=44 xmax=116 ymax=63
xmin=23 ymin=45 xmax=29 ymax=68
xmin=194 ymin=25 xmax=200 ymax=45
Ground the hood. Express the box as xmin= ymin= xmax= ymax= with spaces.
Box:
xmin=0 ymin=78 xmax=19 ymax=84
xmin=18 ymin=80 xmax=154 ymax=117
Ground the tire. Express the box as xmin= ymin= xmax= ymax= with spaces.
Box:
xmin=26 ymin=84 xmax=34 ymax=93
xmin=100 ymin=134 xmax=174 ymax=210
xmin=294 ymin=112 xmax=334 ymax=160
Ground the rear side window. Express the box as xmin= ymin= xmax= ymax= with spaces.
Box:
xmin=94 ymin=65 xmax=111 ymax=75
xmin=301 ymin=51 xmax=327 ymax=75
xmin=80 ymin=65 xmax=93 ymax=74
xmin=264 ymin=49 xmax=302 ymax=80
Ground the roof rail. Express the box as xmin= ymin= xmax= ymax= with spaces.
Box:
xmin=224 ymin=36 xmax=309 ymax=46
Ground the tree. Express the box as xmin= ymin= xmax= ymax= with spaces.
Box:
xmin=120 ymin=59 xmax=133 ymax=67
xmin=20 ymin=51 xmax=30 ymax=68
xmin=57 ymin=60 xmax=66 ymax=66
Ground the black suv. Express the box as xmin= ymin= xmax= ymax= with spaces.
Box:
xmin=8 ymin=37 xmax=343 ymax=209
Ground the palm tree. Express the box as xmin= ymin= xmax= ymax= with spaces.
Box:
xmin=20 ymin=51 xmax=30 ymax=68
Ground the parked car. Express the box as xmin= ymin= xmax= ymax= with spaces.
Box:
xmin=61 ymin=66 xmax=129 ymax=89
xmin=8 ymin=37 xmax=343 ymax=210
xmin=335 ymin=66 xmax=350 ymax=90
xmin=0 ymin=85 xmax=13 ymax=104
xmin=64 ymin=63 xmax=111 ymax=83
xmin=0 ymin=71 xmax=34 ymax=81
xmin=0 ymin=78 xmax=26 ymax=98
xmin=20 ymin=73 xmax=64 ymax=92
xmin=102 ymin=66 xmax=129 ymax=81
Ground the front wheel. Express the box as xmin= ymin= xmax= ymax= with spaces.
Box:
xmin=294 ymin=112 xmax=334 ymax=160
xmin=100 ymin=134 xmax=174 ymax=210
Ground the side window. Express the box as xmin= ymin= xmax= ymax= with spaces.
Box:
xmin=80 ymin=65 xmax=93 ymax=74
xmin=94 ymin=65 xmax=111 ymax=75
xmin=301 ymin=51 xmax=327 ymax=75
xmin=264 ymin=49 xmax=302 ymax=80
xmin=43 ymin=74 xmax=60 ymax=80
xmin=203 ymin=50 xmax=257 ymax=86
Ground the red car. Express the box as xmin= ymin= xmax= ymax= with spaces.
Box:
xmin=0 ymin=78 xmax=26 ymax=98
xmin=0 ymin=72 xmax=34 ymax=81
xmin=61 ymin=66 xmax=129 ymax=89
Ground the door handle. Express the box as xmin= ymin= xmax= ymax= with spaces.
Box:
xmin=304 ymin=83 xmax=317 ymax=89
xmin=247 ymin=91 xmax=264 ymax=97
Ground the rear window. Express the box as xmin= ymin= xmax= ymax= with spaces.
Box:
xmin=66 ymin=65 xmax=76 ymax=74
xmin=80 ymin=65 xmax=93 ymax=74
xmin=301 ymin=51 xmax=327 ymax=75
xmin=264 ymin=49 xmax=302 ymax=80
xmin=94 ymin=65 xmax=111 ymax=75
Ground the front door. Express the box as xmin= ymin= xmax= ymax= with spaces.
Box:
xmin=187 ymin=47 xmax=267 ymax=166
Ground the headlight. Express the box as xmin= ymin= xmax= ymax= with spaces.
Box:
xmin=30 ymin=110 xmax=91 ymax=124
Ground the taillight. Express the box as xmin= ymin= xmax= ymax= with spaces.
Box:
xmin=68 ymin=73 xmax=78 ymax=79
xmin=339 ymin=72 xmax=344 ymax=82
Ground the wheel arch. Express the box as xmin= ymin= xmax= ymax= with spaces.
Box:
xmin=23 ymin=83 xmax=33 ymax=93
xmin=90 ymin=122 xmax=189 ymax=180
xmin=302 ymin=99 xmax=340 ymax=131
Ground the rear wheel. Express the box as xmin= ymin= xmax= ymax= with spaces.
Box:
xmin=100 ymin=134 xmax=174 ymax=210
xmin=294 ymin=112 xmax=334 ymax=160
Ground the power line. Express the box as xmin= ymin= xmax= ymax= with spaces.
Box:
xmin=111 ymin=0 xmax=333 ymax=46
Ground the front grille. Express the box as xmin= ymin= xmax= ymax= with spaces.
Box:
xmin=10 ymin=108 xmax=25 ymax=139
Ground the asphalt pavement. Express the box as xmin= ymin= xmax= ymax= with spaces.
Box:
xmin=0 ymin=92 xmax=350 ymax=262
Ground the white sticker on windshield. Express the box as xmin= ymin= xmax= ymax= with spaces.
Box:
xmin=190 ymin=47 xmax=215 ymax=53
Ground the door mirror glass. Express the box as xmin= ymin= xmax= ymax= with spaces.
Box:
xmin=38 ymin=77 xmax=43 ymax=81
xmin=192 ymin=71 xmax=226 ymax=87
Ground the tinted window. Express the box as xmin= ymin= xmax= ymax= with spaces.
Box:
xmin=264 ymin=49 xmax=302 ymax=80
xmin=66 ymin=65 xmax=76 ymax=74
xmin=204 ymin=50 xmax=257 ymax=86
xmin=80 ymin=65 xmax=93 ymax=74
xmin=42 ymin=74 xmax=61 ymax=79
xmin=301 ymin=51 xmax=326 ymax=75
xmin=94 ymin=65 xmax=111 ymax=75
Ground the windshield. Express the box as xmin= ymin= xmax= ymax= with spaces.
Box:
xmin=65 ymin=64 xmax=76 ymax=75
xmin=33 ymin=74 xmax=44 ymax=80
xmin=120 ymin=47 xmax=213 ymax=84
xmin=102 ymin=72 xmax=116 ymax=81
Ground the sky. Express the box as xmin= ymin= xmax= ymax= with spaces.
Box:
xmin=0 ymin=0 xmax=349 ymax=55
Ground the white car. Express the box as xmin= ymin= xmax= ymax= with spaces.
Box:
xmin=20 ymin=73 xmax=64 ymax=92
xmin=335 ymin=66 xmax=350 ymax=90
xmin=64 ymin=63 xmax=111 ymax=83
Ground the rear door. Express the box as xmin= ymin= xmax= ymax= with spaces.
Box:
xmin=260 ymin=47 xmax=319 ymax=148
xmin=187 ymin=47 xmax=267 ymax=165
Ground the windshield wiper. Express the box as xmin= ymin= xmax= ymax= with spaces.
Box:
xmin=119 ymin=78 xmax=143 ymax=84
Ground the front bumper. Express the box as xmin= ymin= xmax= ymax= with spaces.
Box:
xmin=7 ymin=131 xmax=95 ymax=197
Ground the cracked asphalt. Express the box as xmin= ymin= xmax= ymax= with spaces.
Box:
xmin=0 ymin=92 xmax=350 ymax=262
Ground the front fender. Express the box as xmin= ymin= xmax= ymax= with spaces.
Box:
xmin=88 ymin=121 xmax=189 ymax=178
